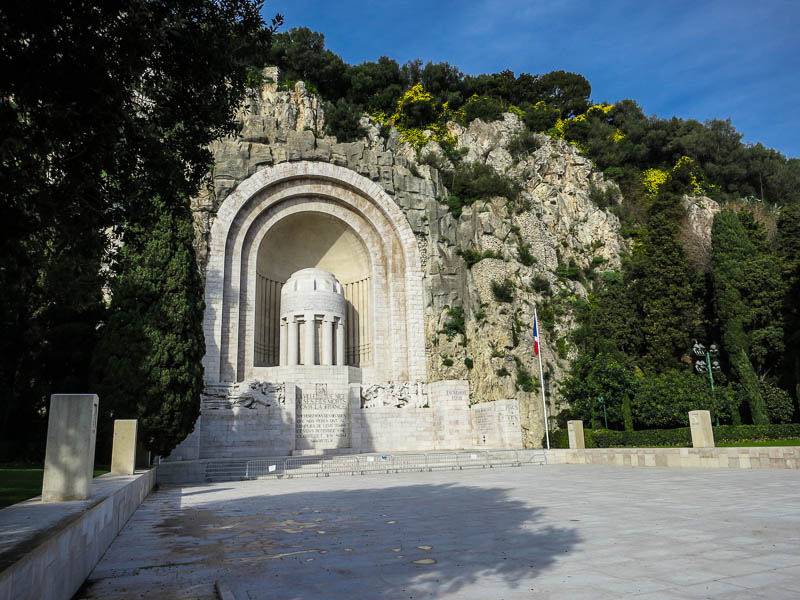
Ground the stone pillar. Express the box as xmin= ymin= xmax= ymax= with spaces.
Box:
xmin=303 ymin=312 xmax=316 ymax=366
xmin=567 ymin=420 xmax=585 ymax=449
xmin=42 ymin=394 xmax=99 ymax=502
xmin=279 ymin=319 xmax=288 ymax=366
xmin=110 ymin=419 xmax=137 ymax=475
xmin=336 ymin=317 xmax=346 ymax=366
xmin=689 ymin=410 xmax=714 ymax=448
xmin=322 ymin=316 xmax=334 ymax=366
xmin=287 ymin=315 xmax=299 ymax=366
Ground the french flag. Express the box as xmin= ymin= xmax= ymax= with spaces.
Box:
xmin=533 ymin=314 xmax=540 ymax=356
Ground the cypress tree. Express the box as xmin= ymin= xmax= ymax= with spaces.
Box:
xmin=93 ymin=198 xmax=205 ymax=457
xmin=635 ymin=184 xmax=696 ymax=371
xmin=710 ymin=209 xmax=773 ymax=424
xmin=777 ymin=205 xmax=800 ymax=406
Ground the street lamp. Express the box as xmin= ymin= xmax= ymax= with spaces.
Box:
xmin=596 ymin=396 xmax=608 ymax=430
xmin=693 ymin=341 xmax=721 ymax=425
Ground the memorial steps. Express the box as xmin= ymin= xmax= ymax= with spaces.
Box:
xmin=194 ymin=449 xmax=547 ymax=483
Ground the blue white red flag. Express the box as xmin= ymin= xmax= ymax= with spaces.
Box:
xmin=533 ymin=315 xmax=540 ymax=356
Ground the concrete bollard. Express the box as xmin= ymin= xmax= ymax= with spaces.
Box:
xmin=567 ymin=420 xmax=585 ymax=449
xmin=42 ymin=394 xmax=99 ymax=502
xmin=111 ymin=419 xmax=138 ymax=475
xmin=689 ymin=410 xmax=715 ymax=448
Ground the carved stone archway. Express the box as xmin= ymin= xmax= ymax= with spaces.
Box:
xmin=202 ymin=161 xmax=426 ymax=384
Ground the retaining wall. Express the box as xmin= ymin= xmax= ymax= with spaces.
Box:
xmin=0 ymin=469 xmax=155 ymax=600
xmin=545 ymin=446 xmax=800 ymax=469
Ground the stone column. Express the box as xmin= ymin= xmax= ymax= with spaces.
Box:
xmin=287 ymin=315 xmax=299 ymax=366
xmin=42 ymin=394 xmax=99 ymax=502
xmin=689 ymin=410 xmax=714 ymax=448
xmin=321 ymin=316 xmax=334 ymax=365
xmin=279 ymin=318 xmax=288 ymax=366
xmin=303 ymin=312 xmax=316 ymax=366
xmin=110 ymin=419 xmax=137 ymax=475
xmin=567 ymin=420 xmax=585 ymax=449
xmin=335 ymin=317 xmax=346 ymax=366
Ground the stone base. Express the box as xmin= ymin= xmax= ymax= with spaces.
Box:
xmin=166 ymin=378 xmax=523 ymax=461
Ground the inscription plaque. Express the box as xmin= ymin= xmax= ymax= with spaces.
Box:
xmin=295 ymin=385 xmax=350 ymax=449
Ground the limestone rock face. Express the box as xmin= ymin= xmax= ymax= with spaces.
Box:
xmin=191 ymin=70 xmax=629 ymax=448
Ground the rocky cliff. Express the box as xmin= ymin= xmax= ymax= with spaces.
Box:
xmin=191 ymin=69 xmax=630 ymax=447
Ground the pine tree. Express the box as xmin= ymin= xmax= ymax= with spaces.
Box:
xmin=93 ymin=199 xmax=205 ymax=457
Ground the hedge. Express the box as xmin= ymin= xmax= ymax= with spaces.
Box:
xmin=546 ymin=423 xmax=800 ymax=449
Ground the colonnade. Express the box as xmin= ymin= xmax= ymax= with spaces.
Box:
xmin=279 ymin=313 xmax=346 ymax=366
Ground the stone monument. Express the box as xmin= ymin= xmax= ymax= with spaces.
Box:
xmin=165 ymin=161 xmax=523 ymax=463
xmin=42 ymin=394 xmax=99 ymax=502
xmin=689 ymin=410 xmax=714 ymax=448
xmin=110 ymin=419 xmax=138 ymax=476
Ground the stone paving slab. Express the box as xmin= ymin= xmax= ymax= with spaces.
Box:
xmin=77 ymin=465 xmax=800 ymax=599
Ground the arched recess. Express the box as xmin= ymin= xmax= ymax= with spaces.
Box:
xmin=253 ymin=211 xmax=372 ymax=368
xmin=202 ymin=161 xmax=426 ymax=384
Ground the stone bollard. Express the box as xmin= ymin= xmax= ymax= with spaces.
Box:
xmin=689 ymin=410 xmax=715 ymax=448
xmin=42 ymin=394 xmax=99 ymax=502
xmin=567 ymin=420 xmax=586 ymax=449
xmin=111 ymin=419 xmax=138 ymax=475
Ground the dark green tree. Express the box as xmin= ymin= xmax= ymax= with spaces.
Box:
xmin=777 ymin=205 xmax=800 ymax=404
xmin=93 ymin=200 xmax=205 ymax=457
xmin=710 ymin=208 xmax=780 ymax=424
xmin=559 ymin=352 xmax=638 ymax=430
xmin=0 ymin=0 xmax=278 ymax=460
xmin=634 ymin=183 xmax=697 ymax=370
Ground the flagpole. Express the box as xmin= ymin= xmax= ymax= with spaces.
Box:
xmin=535 ymin=306 xmax=550 ymax=449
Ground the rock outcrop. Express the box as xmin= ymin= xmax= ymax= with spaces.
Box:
xmin=190 ymin=69 xmax=628 ymax=447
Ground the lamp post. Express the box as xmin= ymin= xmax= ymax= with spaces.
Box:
xmin=693 ymin=341 xmax=721 ymax=426
xmin=597 ymin=396 xmax=608 ymax=430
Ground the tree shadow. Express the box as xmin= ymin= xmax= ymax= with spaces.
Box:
xmin=80 ymin=479 xmax=580 ymax=599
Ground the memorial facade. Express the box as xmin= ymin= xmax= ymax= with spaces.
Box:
xmin=168 ymin=160 xmax=522 ymax=461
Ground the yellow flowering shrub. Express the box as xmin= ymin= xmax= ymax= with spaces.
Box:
xmin=371 ymin=83 xmax=459 ymax=152
xmin=672 ymin=155 xmax=704 ymax=195
xmin=612 ymin=128 xmax=626 ymax=143
xmin=642 ymin=168 xmax=669 ymax=197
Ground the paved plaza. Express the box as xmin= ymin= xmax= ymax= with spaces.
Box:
xmin=78 ymin=465 xmax=800 ymax=599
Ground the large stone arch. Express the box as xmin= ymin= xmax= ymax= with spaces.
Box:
xmin=202 ymin=161 xmax=426 ymax=384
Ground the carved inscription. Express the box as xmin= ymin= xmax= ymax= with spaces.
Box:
xmin=295 ymin=385 xmax=350 ymax=449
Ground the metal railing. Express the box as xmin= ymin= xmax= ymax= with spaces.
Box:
xmin=203 ymin=449 xmax=546 ymax=482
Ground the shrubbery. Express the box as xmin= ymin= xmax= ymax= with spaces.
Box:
xmin=548 ymin=423 xmax=800 ymax=449
xmin=491 ymin=278 xmax=515 ymax=302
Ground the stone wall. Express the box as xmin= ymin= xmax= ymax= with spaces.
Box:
xmin=546 ymin=446 xmax=800 ymax=469
xmin=0 ymin=471 xmax=155 ymax=600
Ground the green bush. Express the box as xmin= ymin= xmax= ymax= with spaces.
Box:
xmin=324 ymin=99 xmax=366 ymax=142
xmin=457 ymin=247 xmax=503 ymax=267
xmin=445 ymin=161 xmax=519 ymax=203
xmin=555 ymin=259 xmax=582 ymax=280
xmin=517 ymin=242 xmax=535 ymax=266
xmin=761 ymin=381 xmax=795 ymax=424
xmin=530 ymin=275 xmax=551 ymax=295
xmin=548 ymin=423 xmax=800 ymax=449
xmin=464 ymin=357 xmax=474 ymax=370
xmin=442 ymin=305 xmax=465 ymax=338
xmin=507 ymin=130 xmax=541 ymax=159
xmin=464 ymin=95 xmax=504 ymax=123
xmin=632 ymin=369 xmax=735 ymax=428
xmin=491 ymin=278 xmax=515 ymax=302
xmin=516 ymin=363 xmax=536 ymax=392
xmin=442 ymin=357 xmax=454 ymax=367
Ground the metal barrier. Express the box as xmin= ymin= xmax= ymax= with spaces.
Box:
xmin=245 ymin=457 xmax=289 ymax=479
xmin=202 ymin=448 xmax=547 ymax=482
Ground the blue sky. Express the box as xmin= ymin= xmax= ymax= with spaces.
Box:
xmin=266 ymin=1 xmax=800 ymax=158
